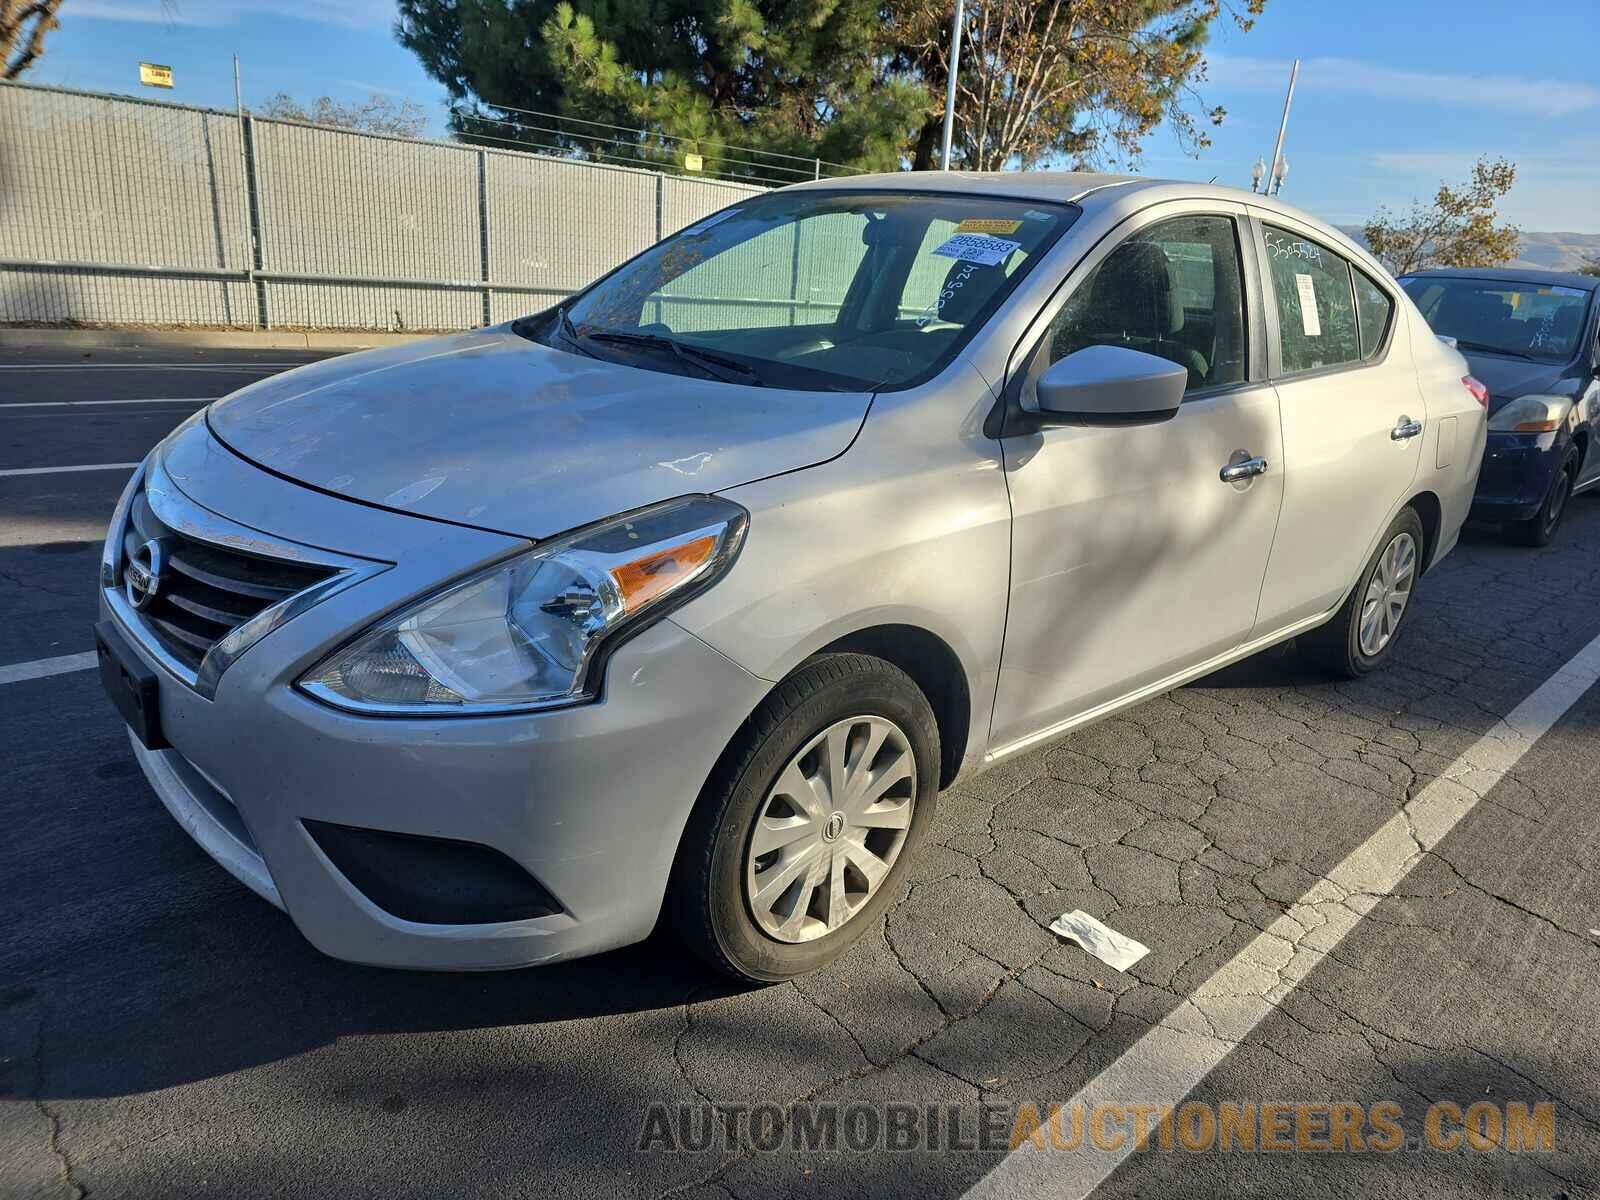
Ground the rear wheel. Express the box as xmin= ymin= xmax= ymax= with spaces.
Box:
xmin=1508 ymin=447 xmax=1578 ymax=547
xmin=667 ymin=653 xmax=940 ymax=983
xmin=1298 ymin=507 xmax=1424 ymax=679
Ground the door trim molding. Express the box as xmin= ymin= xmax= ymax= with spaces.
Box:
xmin=982 ymin=604 xmax=1339 ymax=765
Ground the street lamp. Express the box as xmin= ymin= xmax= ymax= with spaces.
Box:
xmin=1250 ymin=157 xmax=1266 ymax=193
xmin=1271 ymin=156 xmax=1290 ymax=195
xmin=940 ymin=0 xmax=965 ymax=170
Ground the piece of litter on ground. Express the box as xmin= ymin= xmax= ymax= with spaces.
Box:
xmin=1049 ymin=910 xmax=1150 ymax=972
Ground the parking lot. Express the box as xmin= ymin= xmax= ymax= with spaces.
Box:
xmin=2 ymin=343 xmax=1597 ymax=1199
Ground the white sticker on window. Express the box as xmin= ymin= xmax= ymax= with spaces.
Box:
xmin=1551 ymin=286 xmax=1585 ymax=297
xmin=680 ymin=210 xmax=736 ymax=237
xmin=932 ymin=233 xmax=1021 ymax=267
xmin=1295 ymin=273 xmax=1322 ymax=336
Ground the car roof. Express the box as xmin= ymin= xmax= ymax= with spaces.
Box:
xmin=1401 ymin=265 xmax=1600 ymax=292
xmin=784 ymin=169 xmax=1293 ymax=211
xmin=782 ymin=170 xmax=1384 ymax=272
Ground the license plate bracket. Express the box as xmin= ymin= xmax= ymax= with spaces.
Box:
xmin=95 ymin=620 xmax=168 ymax=750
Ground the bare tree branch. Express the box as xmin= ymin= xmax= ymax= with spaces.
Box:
xmin=2 ymin=0 xmax=62 ymax=80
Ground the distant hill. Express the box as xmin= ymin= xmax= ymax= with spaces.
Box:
xmin=1339 ymin=226 xmax=1600 ymax=274
xmin=1502 ymin=231 xmax=1600 ymax=273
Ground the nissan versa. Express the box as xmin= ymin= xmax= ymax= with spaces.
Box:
xmin=97 ymin=174 xmax=1486 ymax=983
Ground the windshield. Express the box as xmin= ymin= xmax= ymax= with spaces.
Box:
xmin=1401 ymin=276 xmax=1592 ymax=363
xmin=525 ymin=190 xmax=1077 ymax=391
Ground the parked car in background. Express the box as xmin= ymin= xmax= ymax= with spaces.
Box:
xmin=98 ymin=174 xmax=1484 ymax=983
xmin=1400 ymin=268 xmax=1600 ymax=545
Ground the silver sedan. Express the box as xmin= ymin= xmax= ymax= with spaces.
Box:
xmin=97 ymin=172 xmax=1485 ymax=982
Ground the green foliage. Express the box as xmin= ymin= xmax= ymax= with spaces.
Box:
xmin=1363 ymin=157 xmax=1521 ymax=277
xmin=395 ymin=0 xmax=1266 ymax=178
xmin=891 ymin=0 xmax=1267 ymax=170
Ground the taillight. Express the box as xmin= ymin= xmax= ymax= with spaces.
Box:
xmin=1463 ymin=376 xmax=1489 ymax=408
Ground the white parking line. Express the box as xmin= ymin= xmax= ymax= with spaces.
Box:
xmin=964 ymin=628 xmax=1600 ymax=1200
xmin=0 ymin=651 xmax=99 ymax=686
xmin=0 ymin=397 xmax=213 ymax=409
xmin=0 ymin=463 xmax=140 ymax=477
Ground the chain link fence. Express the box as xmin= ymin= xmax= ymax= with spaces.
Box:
xmin=0 ymin=81 xmax=771 ymax=332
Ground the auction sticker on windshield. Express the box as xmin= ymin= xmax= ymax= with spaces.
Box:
xmin=933 ymin=233 xmax=1022 ymax=266
xmin=956 ymin=218 xmax=1024 ymax=235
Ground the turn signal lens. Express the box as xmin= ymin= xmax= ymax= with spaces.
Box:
xmin=1462 ymin=376 xmax=1489 ymax=408
xmin=613 ymin=535 xmax=717 ymax=614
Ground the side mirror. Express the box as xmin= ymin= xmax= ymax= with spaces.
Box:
xmin=1030 ymin=344 xmax=1187 ymax=426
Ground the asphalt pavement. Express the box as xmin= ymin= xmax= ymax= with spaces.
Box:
xmin=1 ymin=344 xmax=1596 ymax=1200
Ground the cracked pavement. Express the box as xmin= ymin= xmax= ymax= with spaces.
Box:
xmin=2 ymin=350 xmax=1598 ymax=1199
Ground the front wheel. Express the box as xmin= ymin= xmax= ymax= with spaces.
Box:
xmin=1297 ymin=507 xmax=1424 ymax=679
xmin=1508 ymin=447 xmax=1578 ymax=547
xmin=667 ymin=653 xmax=940 ymax=983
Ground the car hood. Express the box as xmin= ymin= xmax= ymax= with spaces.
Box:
xmin=1459 ymin=352 xmax=1570 ymax=415
xmin=207 ymin=327 xmax=872 ymax=539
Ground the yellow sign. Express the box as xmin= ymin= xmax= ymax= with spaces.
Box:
xmin=684 ymin=153 xmax=704 ymax=173
xmin=956 ymin=218 xmax=1023 ymax=235
xmin=139 ymin=62 xmax=174 ymax=88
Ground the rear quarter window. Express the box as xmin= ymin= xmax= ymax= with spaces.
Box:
xmin=1353 ymin=269 xmax=1394 ymax=359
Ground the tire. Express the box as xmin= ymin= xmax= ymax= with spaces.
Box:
xmin=1297 ymin=507 xmax=1425 ymax=679
xmin=1507 ymin=447 xmax=1578 ymax=547
xmin=666 ymin=653 xmax=940 ymax=983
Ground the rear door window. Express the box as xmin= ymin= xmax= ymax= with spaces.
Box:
xmin=1263 ymin=225 xmax=1360 ymax=373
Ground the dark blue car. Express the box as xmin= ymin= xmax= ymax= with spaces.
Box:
xmin=1401 ymin=268 xmax=1600 ymax=546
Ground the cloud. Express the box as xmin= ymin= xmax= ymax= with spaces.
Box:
xmin=1208 ymin=55 xmax=1600 ymax=118
xmin=1368 ymin=143 xmax=1600 ymax=191
xmin=69 ymin=0 xmax=395 ymax=31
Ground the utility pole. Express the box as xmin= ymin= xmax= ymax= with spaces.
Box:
xmin=939 ymin=0 xmax=964 ymax=170
xmin=1266 ymin=58 xmax=1299 ymax=195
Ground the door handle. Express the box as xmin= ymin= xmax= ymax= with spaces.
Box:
xmin=1391 ymin=416 xmax=1424 ymax=440
xmin=1219 ymin=455 xmax=1268 ymax=482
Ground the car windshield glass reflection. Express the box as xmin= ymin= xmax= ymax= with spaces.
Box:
xmin=523 ymin=191 xmax=1077 ymax=392
xmin=1403 ymin=277 xmax=1591 ymax=363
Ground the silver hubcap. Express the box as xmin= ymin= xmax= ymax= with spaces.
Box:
xmin=745 ymin=716 xmax=916 ymax=943
xmin=1359 ymin=531 xmax=1416 ymax=657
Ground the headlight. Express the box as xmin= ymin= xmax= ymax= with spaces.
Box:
xmin=1488 ymin=394 xmax=1572 ymax=434
xmin=300 ymin=495 xmax=747 ymax=714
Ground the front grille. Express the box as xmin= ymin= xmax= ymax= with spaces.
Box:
xmin=119 ymin=481 xmax=334 ymax=673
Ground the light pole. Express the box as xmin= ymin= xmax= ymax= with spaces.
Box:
xmin=1271 ymin=155 xmax=1290 ymax=195
xmin=1250 ymin=157 xmax=1266 ymax=193
xmin=1265 ymin=58 xmax=1299 ymax=196
xmin=939 ymin=0 xmax=965 ymax=170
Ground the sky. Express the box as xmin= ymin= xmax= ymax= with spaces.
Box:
xmin=28 ymin=0 xmax=1600 ymax=234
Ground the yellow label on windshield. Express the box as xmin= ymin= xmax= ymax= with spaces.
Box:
xmin=956 ymin=218 xmax=1023 ymax=235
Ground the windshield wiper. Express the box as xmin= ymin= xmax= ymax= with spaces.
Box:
xmin=552 ymin=305 xmax=601 ymax=358
xmin=1452 ymin=339 xmax=1541 ymax=362
xmin=579 ymin=328 xmax=764 ymax=386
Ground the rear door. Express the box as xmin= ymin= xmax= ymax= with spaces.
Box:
xmin=1249 ymin=212 xmax=1422 ymax=631
xmin=988 ymin=200 xmax=1284 ymax=752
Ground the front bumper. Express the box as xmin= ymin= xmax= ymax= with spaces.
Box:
xmin=105 ymin=429 xmax=769 ymax=971
xmin=1471 ymin=430 xmax=1564 ymax=521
